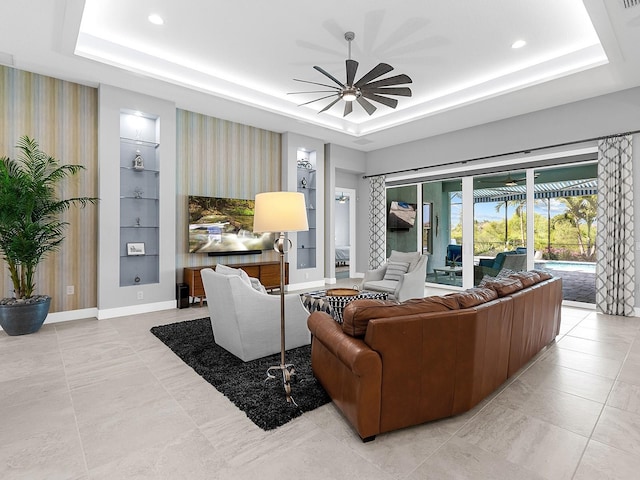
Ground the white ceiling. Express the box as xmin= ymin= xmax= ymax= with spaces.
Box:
xmin=2 ymin=0 xmax=640 ymax=151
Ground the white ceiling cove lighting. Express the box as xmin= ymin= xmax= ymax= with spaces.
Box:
xmin=148 ymin=14 xmax=164 ymax=25
xmin=72 ymin=0 xmax=612 ymax=145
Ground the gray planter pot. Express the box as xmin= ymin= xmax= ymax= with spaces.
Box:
xmin=0 ymin=296 xmax=51 ymax=336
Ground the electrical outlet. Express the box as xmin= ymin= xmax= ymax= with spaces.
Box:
xmin=137 ymin=291 xmax=143 ymax=300
xmin=66 ymin=285 xmax=74 ymax=295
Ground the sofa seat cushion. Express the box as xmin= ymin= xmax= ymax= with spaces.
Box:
xmin=480 ymin=277 xmax=524 ymax=297
xmin=446 ymin=287 xmax=497 ymax=308
xmin=509 ymin=271 xmax=541 ymax=287
xmin=363 ymin=279 xmax=398 ymax=294
xmin=342 ymin=297 xmax=458 ymax=337
xmin=383 ymin=261 xmax=410 ymax=282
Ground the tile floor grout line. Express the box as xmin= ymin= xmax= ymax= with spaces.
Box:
xmin=568 ymin=311 xmax=639 ymax=479
xmin=54 ymin=322 xmax=91 ymax=478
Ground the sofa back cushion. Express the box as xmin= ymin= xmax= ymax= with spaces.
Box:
xmin=445 ymin=287 xmax=498 ymax=309
xmin=532 ymin=269 xmax=553 ymax=280
xmin=508 ymin=271 xmax=541 ymax=287
xmin=342 ymin=296 xmax=458 ymax=337
xmin=480 ymin=277 xmax=524 ymax=297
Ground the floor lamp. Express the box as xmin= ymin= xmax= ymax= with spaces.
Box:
xmin=253 ymin=191 xmax=308 ymax=404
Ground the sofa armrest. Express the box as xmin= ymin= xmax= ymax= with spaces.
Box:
xmin=307 ymin=311 xmax=383 ymax=440
xmin=307 ymin=312 xmax=380 ymax=375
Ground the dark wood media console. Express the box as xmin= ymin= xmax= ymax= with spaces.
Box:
xmin=183 ymin=261 xmax=289 ymax=306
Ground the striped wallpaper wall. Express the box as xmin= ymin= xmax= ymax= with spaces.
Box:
xmin=176 ymin=109 xmax=282 ymax=271
xmin=0 ymin=66 xmax=98 ymax=312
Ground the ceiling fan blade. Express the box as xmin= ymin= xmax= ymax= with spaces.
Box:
xmin=362 ymin=74 xmax=413 ymax=89
xmin=293 ymin=78 xmax=341 ymax=90
xmin=356 ymin=96 xmax=377 ymax=115
xmin=297 ymin=93 xmax=339 ymax=107
xmin=361 ymin=91 xmax=398 ymax=109
xmin=343 ymin=101 xmax=353 ymax=117
xmin=364 ymin=87 xmax=412 ymax=97
xmin=345 ymin=59 xmax=359 ymax=86
xmin=354 ymin=63 xmax=394 ymax=88
xmin=313 ymin=66 xmax=345 ymax=88
xmin=319 ymin=97 xmax=342 ymax=113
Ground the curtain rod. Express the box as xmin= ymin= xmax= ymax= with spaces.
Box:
xmin=362 ymin=129 xmax=640 ymax=179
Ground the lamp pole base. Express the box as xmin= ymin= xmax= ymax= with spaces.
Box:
xmin=265 ymin=363 xmax=297 ymax=406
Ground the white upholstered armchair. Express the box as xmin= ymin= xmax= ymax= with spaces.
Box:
xmin=200 ymin=268 xmax=311 ymax=362
xmin=361 ymin=250 xmax=428 ymax=302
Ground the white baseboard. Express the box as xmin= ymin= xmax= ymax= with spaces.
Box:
xmin=97 ymin=300 xmax=177 ymax=320
xmin=286 ymin=280 xmax=325 ymax=292
xmin=46 ymin=308 xmax=99 ymax=323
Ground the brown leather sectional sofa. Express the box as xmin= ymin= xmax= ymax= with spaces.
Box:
xmin=307 ymin=271 xmax=562 ymax=441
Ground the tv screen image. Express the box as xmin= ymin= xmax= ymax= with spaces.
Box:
xmin=188 ymin=196 xmax=275 ymax=255
xmin=388 ymin=201 xmax=417 ymax=230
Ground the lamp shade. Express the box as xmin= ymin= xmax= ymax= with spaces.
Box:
xmin=253 ymin=192 xmax=309 ymax=233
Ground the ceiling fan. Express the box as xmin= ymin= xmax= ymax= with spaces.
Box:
xmin=477 ymin=173 xmax=539 ymax=187
xmin=289 ymin=31 xmax=413 ymax=117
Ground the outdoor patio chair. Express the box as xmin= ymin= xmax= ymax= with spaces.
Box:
xmin=446 ymin=244 xmax=462 ymax=266
xmin=474 ymin=252 xmax=526 ymax=285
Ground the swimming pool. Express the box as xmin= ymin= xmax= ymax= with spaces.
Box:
xmin=534 ymin=261 xmax=596 ymax=273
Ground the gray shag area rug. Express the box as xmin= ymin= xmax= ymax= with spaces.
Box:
xmin=150 ymin=317 xmax=330 ymax=431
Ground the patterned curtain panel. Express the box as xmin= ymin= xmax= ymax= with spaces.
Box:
xmin=368 ymin=175 xmax=386 ymax=269
xmin=596 ymin=135 xmax=635 ymax=316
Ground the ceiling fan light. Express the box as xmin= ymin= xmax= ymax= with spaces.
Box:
xmin=341 ymin=89 xmax=359 ymax=102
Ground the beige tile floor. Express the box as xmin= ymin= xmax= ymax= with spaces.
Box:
xmin=1 ymin=289 xmax=640 ymax=479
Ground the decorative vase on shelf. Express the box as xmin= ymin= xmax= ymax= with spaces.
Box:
xmin=133 ymin=152 xmax=144 ymax=171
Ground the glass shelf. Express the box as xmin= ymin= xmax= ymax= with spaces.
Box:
xmin=120 ymin=137 xmax=159 ymax=148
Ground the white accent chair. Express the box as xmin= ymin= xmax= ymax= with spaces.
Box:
xmin=200 ymin=268 xmax=311 ymax=362
xmin=361 ymin=251 xmax=428 ymax=302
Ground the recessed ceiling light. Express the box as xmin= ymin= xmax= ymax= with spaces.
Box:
xmin=511 ymin=40 xmax=527 ymax=49
xmin=148 ymin=14 xmax=164 ymax=25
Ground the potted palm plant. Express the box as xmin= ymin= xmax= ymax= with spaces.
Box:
xmin=0 ymin=136 xmax=97 ymax=335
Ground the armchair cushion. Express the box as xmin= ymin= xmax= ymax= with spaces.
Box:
xmin=383 ymin=261 xmax=410 ymax=282
xmin=216 ymin=263 xmax=251 ymax=285
xmin=388 ymin=250 xmax=421 ymax=271
xmin=216 ymin=263 xmax=267 ymax=294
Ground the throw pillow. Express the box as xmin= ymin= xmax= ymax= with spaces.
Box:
xmin=249 ymin=277 xmax=268 ymax=294
xmin=383 ymin=260 xmax=410 ymax=282
xmin=215 ymin=264 xmax=252 ymax=287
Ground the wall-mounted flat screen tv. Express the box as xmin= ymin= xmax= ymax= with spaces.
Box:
xmin=388 ymin=201 xmax=417 ymax=230
xmin=188 ymin=196 xmax=275 ymax=255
